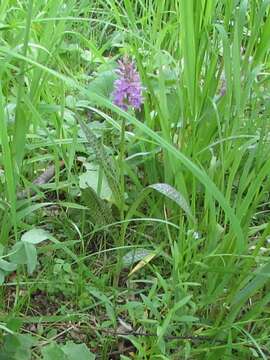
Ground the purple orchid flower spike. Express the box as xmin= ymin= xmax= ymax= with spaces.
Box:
xmin=112 ymin=57 xmax=143 ymax=111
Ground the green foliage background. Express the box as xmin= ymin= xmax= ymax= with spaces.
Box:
xmin=0 ymin=0 xmax=270 ymax=358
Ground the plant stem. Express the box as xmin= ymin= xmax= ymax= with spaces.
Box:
xmin=114 ymin=117 xmax=126 ymax=286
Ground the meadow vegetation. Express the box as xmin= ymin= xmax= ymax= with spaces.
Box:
xmin=0 ymin=0 xmax=270 ymax=359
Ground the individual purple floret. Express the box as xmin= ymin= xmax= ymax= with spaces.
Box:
xmin=112 ymin=57 xmax=143 ymax=111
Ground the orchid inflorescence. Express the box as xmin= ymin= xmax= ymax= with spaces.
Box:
xmin=112 ymin=57 xmax=143 ymax=111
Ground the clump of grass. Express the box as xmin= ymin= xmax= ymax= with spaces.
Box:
xmin=0 ymin=0 xmax=270 ymax=358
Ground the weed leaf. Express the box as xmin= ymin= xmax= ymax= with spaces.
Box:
xmin=149 ymin=183 xmax=195 ymax=222
xmin=21 ymin=228 xmax=50 ymax=244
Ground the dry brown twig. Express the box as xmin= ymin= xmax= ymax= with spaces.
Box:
xmin=17 ymin=160 xmax=65 ymax=199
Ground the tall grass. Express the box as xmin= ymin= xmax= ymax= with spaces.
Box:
xmin=0 ymin=0 xmax=270 ymax=358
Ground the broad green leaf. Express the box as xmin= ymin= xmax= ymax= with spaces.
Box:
xmin=108 ymin=31 xmax=125 ymax=48
xmin=9 ymin=242 xmax=27 ymax=265
xmin=0 ymin=259 xmax=17 ymax=272
xmin=61 ymin=342 xmax=95 ymax=360
xmin=0 ymin=334 xmax=35 ymax=360
xmin=21 ymin=228 xmax=50 ymax=244
xmin=79 ymin=164 xmax=112 ymax=200
xmin=122 ymin=248 xmax=153 ymax=267
xmin=78 ymin=118 xmax=121 ymax=205
xmin=149 ymin=183 xmax=195 ymax=222
xmin=9 ymin=242 xmax=37 ymax=275
xmin=88 ymin=70 xmax=117 ymax=99
xmin=24 ymin=243 xmax=37 ymax=275
xmin=42 ymin=343 xmax=67 ymax=360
